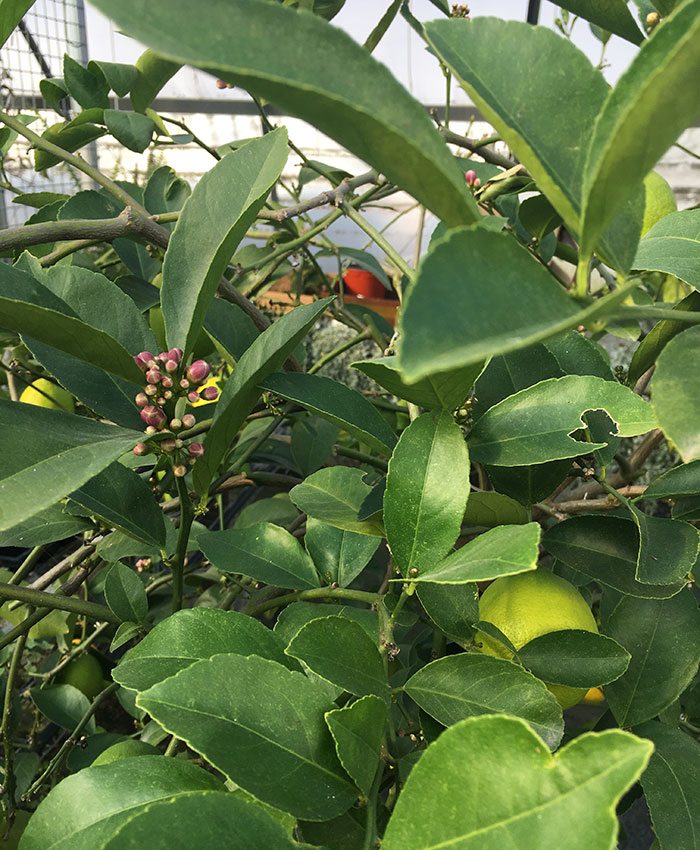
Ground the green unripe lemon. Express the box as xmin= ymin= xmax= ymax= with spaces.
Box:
xmin=19 ymin=378 xmax=74 ymax=413
xmin=57 ymin=654 xmax=105 ymax=701
xmin=642 ymin=171 xmax=677 ymax=236
xmin=92 ymin=739 xmax=160 ymax=766
xmin=475 ymin=569 xmax=598 ymax=709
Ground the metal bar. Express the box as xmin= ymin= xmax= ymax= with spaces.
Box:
xmin=526 ymin=0 xmax=541 ymax=25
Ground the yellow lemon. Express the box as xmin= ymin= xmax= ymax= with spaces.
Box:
xmin=642 ymin=171 xmax=677 ymax=236
xmin=475 ymin=569 xmax=598 ymax=710
xmin=19 ymin=378 xmax=74 ymax=413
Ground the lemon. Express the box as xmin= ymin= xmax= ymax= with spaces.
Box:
xmin=19 ymin=378 xmax=74 ymax=413
xmin=92 ymin=739 xmax=160 ymax=766
xmin=642 ymin=171 xmax=677 ymax=236
xmin=57 ymin=654 xmax=105 ymax=701
xmin=475 ymin=569 xmax=598 ymax=709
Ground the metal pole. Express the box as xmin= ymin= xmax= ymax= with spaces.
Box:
xmin=527 ymin=0 xmax=541 ymax=25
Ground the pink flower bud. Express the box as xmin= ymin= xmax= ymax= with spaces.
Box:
xmin=161 ymin=375 xmax=174 ymax=389
xmin=179 ymin=378 xmax=190 ymax=390
xmin=163 ymin=390 xmax=173 ymax=400
xmin=145 ymin=426 xmax=157 ymax=435
xmin=160 ymin=438 xmax=177 ymax=452
xmin=186 ymin=360 xmax=210 ymax=384
xmin=134 ymin=351 xmax=155 ymax=370
xmin=175 ymin=439 xmax=183 ymax=449
xmin=170 ymin=418 xmax=182 ymax=431
xmin=187 ymin=442 xmax=205 ymax=457
xmin=133 ymin=442 xmax=149 ymax=456
xmin=135 ymin=392 xmax=149 ymax=407
xmin=145 ymin=384 xmax=158 ymax=397
xmin=157 ymin=352 xmax=169 ymax=363
xmin=140 ymin=405 xmax=167 ymax=428
xmin=200 ymin=385 xmax=219 ymax=401
xmin=187 ymin=391 xmax=200 ymax=403
xmin=173 ymin=464 xmax=188 ymax=478
xmin=464 ymin=170 xmax=477 ymax=186
xmin=156 ymin=396 xmax=166 ymax=405
xmin=145 ymin=368 xmax=162 ymax=384
xmin=168 ymin=348 xmax=183 ymax=363
xmin=187 ymin=456 xmax=196 ymax=465
xmin=165 ymin=359 xmax=179 ymax=374
xmin=181 ymin=414 xmax=196 ymax=429
xmin=473 ymin=177 xmax=481 ymax=188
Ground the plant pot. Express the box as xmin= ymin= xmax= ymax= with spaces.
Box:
xmin=342 ymin=268 xmax=387 ymax=299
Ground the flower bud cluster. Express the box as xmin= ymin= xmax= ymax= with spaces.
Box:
xmin=464 ymin=170 xmax=481 ymax=190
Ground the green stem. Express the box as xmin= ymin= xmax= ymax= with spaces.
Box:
xmin=0 ymin=583 xmax=119 ymax=624
xmin=362 ymin=762 xmax=383 ymax=850
xmin=40 ymin=622 xmax=111 ymax=680
xmin=1 ymin=629 xmax=28 ymax=818
xmin=308 ymin=329 xmax=371 ymax=375
xmin=246 ymin=587 xmax=378 ymax=618
xmin=23 ymin=682 xmax=119 ymax=800
xmin=160 ymin=116 xmax=221 ymax=160
xmin=388 ymin=589 xmax=410 ymax=628
xmin=8 ymin=546 xmax=44 ymax=585
xmin=171 ymin=475 xmax=195 ymax=613
xmin=576 ymin=254 xmax=591 ymax=298
xmin=613 ymin=305 xmax=700 ymax=324
xmin=333 ymin=445 xmax=388 ymax=471
xmin=163 ymin=735 xmax=180 ymax=757
xmin=0 ymin=608 xmax=53 ymax=651
xmin=341 ymin=201 xmax=415 ymax=281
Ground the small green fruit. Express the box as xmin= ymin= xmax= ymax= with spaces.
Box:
xmin=642 ymin=171 xmax=677 ymax=236
xmin=92 ymin=739 xmax=160 ymax=766
xmin=19 ymin=378 xmax=74 ymax=413
xmin=57 ymin=654 xmax=105 ymax=701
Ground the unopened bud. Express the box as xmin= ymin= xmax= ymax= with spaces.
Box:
xmin=157 ymin=352 xmax=169 ymax=363
xmin=134 ymin=351 xmax=155 ymax=370
xmin=464 ymin=169 xmax=477 ymax=185
xmin=161 ymin=375 xmax=174 ymax=389
xmin=160 ymin=438 xmax=177 ymax=452
xmin=186 ymin=359 xmax=211 ymax=384
xmin=157 ymin=396 xmax=166 ymax=405
xmin=187 ymin=391 xmax=200 ymax=403
xmin=187 ymin=442 xmax=205 ymax=457
xmin=175 ymin=439 xmax=183 ymax=449
xmin=168 ymin=348 xmax=183 ymax=363
xmin=133 ymin=442 xmax=149 ymax=456
xmin=473 ymin=177 xmax=481 ymax=188
xmin=200 ymin=385 xmax=219 ymax=401
xmin=179 ymin=378 xmax=190 ymax=390
xmin=145 ymin=368 xmax=162 ymax=384
xmin=140 ymin=405 xmax=167 ymax=428
xmin=135 ymin=392 xmax=149 ymax=407
xmin=646 ymin=11 xmax=660 ymax=29
xmin=173 ymin=464 xmax=188 ymax=477
xmin=165 ymin=358 xmax=179 ymax=373
xmin=181 ymin=413 xmax=196 ymax=428
xmin=170 ymin=418 xmax=182 ymax=431
xmin=145 ymin=384 xmax=158 ymax=397
xmin=145 ymin=425 xmax=157 ymax=435
xmin=163 ymin=390 xmax=173 ymax=400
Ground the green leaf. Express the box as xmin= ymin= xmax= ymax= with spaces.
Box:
xmin=103 ymin=109 xmax=155 ymax=152
xmin=324 ymin=696 xmax=386 ymax=797
xmin=30 ymin=684 xmax=96 ymax=734
xmin=468 ymin=375 xmax=656 ymax=466
xmin=34 ymin=121 xmax=106 ymax=171
xmin=636 ymin=721 xmax=700 ymax=850
xmin=643 ymin=459 xmax=700 ymax=499
xmin=89 ymin=0 xmax=478 ymax=227
xmin=304 ymin=518 xmax=380 ymax=587
xmin=672 ymin=494 xmax=700 ymax=521
xmin=628 ymin=507 xmax=699 ymax=584
xmin=633 ymin=209 xmax=700 ymax=286
xmin=12 ymin=191 xmax=69 ymax=209
xmin=486 ymin=461 xmax=573 ymax=508
xmin=381 ymin=715 xmax=652 ymax=850
xmin=543 ymin=515 xmax=688 ymax=599
xmin=405 ymin=654 xmax=564 ymax=751
xmin=87 ymin=60 xmax=138 ymax=97
xmin=517 ymin=630 xmax=630 ymax=689
xmin=104 ymin=562 xmax=148 ymax=624
xmin=416 ymin=583 xmax=478 ymax=643
xmin=0 ymin=0 xmax=34 ymax=48
xmin=397 ymin=229 xmax=580 ymax=381
xmin=95 ymin=791 xmax=299 ymax=850
xmin=137 ymin=654 xmax=357 ymax=819
xmin=412 ymin=523 xmax=541 ymax=584
xmin=162 ymin=129 xmax=288 ymax=357
xmin=352 ymin=355 xmax=483 ymax=410
xmin=290 ymin=467 xmax=385 ymax=537
xmin=0 ymin=502 xmax=91 ymax=547
xmin=384 ymin=411 xmax=469 ymax=577
xmin=63 ymin=55 xmax=110 ymax=109
xmin=199 ymin=522 xmax=319 ymax=590
xmin=462 ymin=491 xmax=528 ymax=527
xmin=291 ymin=416 xmax=338 ymax=476
xmin=204 ymin=297 xmax=258 ymax=362
xmin=195 ymin=298 xmax=332 ymax=494
xmin=130 ymin=48 xmax=182 ymax=112
xmin=0 ymin=275 xmax=143 ymax=390
xmin=603 ymin=588 xmax=700 ymax=727
xmin=113 ymin=608 xmax=290 ymax=692
xmin=259 ymin=372 xmax=397 ymax=455
xmin=19 ymin=757 xmax=222 ymax=850
xmin=0 ymin=401 xmax=143 ymax=532
xmin=556 ymin=0 xmax=643 ymax=43
xmin=286 ymin=616 xmax=390 ymax=703
xmin=110 ymin=621 xmax=140 ymax=652
xmin=144 ymin=164 xmax=190 ymax=220
xmin=651 ymin=324 xmax=700 ymax=461
xmin=580 ymin=0 xmax=700 ymax=260
xmin=628 ymin=290 xmax=700 ymax=386
xmin=234 ymin=494 xmax=300 ymax=530
xmin=273 ymin=601 xmax=379 ymax=648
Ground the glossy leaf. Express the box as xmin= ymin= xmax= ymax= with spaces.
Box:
xmin=204 ymin=297 xmax=258 ymax=362
xmin=30 ymin=684 xmax=96 ymax=734
xmin=324 ymin=696 xmax=386 ymax=798
xmin=636 ymin=721 xmax=700 ymax=850
xmin=404 ymin=654 xmax=564 ymax=751
xmin=628 ymin=507 xmax=699 ymax=585
xmin=517 ymin=630 xmax=630 ymax=688
xmin=463 ymin=491 xmax=528 ymax=527
xmin=643 ymin=459 xmax=700 ymax=499
xmin=352 ymin=356 xmax=483 ymax=411
xmin=63 ymin=55 xmax=110 ymax=109
xmin=290 ymin=467 xmax=385 ymax=537
xmin=543 ymin=515 xmax=687 ymax=599
xmin=113 ymin=608 xmax=290 ymax=692
xmin=130 ymin=48 xmax=182 ymax=112
xmin=416 ymin=582 xmax=478 ymax=643
xmin=468 ymin=375 xmax=656 ymax=466
xmin=633 ymin=209 xmax=700 ymax=286
xmin=0 ymin=0 xmax=35 ymax=48
xmin=384 ymin=411 xmax=469 ymax=577
xmin=580 ymin=0 xmax=700 ymax=259
xmin=104 ymin=109 xmax=155 ymax=152
xmin=603 ymin=588 xmax=700 ymax=727
xmin=398 ymin=228 xmax=582 ymax=381
xmin=87 ymin=60 xmax=138 ymax=97
xmin=96 ymin=791 xmax=299 ymax=850
xmin=260 ymin=372 xmax=397 ymax=455
xmin=162 ymin=129 xmax=288 ymax=357
xmin=382 ymin=715 xmax=652 ymax=850
xmin=651 ymin=324 xmax=700 ymax=461
xmin=199 ymin=522 xmax=320 ymax=590
xmin=286 ymin=616 xmax=390 ymax=703
xmin=562 ymin=0 xmax=644 ymax=42
xmin=291 ymin=416 xmax=338 ymax=477
xmin=34 ymin=122 xmax=106 ymax=171
xmin=104 ymin=562 xmax=148 ymax=624
xmin=412 ymin=523 xmax=541 ymax=584
xmin=19 ymin=757 xmax=222 ymax=850
xmin=137 ymin=654 xmax=357 ymax=819
xmin=0 ymin=400 xmax=143 ymax=532
xmin=0 ymin=502 xmax=91 ymax=547
xmin=273 ymin=601 xmax=379 ymax=648
xmin=486 ymin=461 xmax=573 ymax=508
xmin=304 ymin=517 xmax=380 ymax=587
xmin=194 ymin=298 xmax=332 ymax=494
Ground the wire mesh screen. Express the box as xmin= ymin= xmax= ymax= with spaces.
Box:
xmin=0 ymin=0 xmax=88 ymax=227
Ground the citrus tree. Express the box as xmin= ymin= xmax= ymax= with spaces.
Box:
xmin=0 ymin=1 xmax=699 ymax=848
